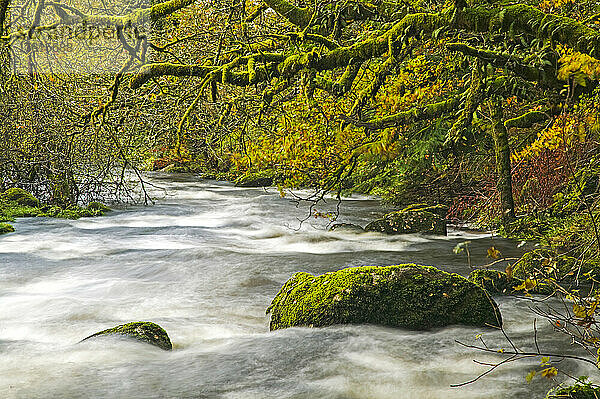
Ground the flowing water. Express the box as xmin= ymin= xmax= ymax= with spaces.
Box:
xmin=0 ymin=174 xmax=594 ymax=398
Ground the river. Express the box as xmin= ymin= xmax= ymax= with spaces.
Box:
xmin=0 ymin=174 xmax=593 ymax=398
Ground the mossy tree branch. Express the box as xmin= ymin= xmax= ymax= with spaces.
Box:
xmin=339 ymin=91 xmax=466 ymax=130
xmin=504 ymin=109 xmax=554 ymax=129
xmin=446 ymin=42 xmax=560 ymax=88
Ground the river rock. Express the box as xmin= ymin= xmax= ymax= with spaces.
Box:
xmin=329 ymin=223 xmax=364 ymax=233
xmin=1 ymin=188 xmax=40 ymax=207
xmin=80 ymin=321 xmax=172 ymax=350
xmin=234 ymin=171 xmax=274 ymax=187
xmin=267 ymin=264 xmax=501 ymax=331
xmin=365 ymin=206 xmax=447 ymax=235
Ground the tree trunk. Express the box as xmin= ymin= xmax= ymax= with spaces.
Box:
xmin=490 ymin=97 xmax=516 ymax=227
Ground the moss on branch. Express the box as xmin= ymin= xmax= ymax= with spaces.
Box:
xmin=262 ymin=0 xmax=311 ymax=28
xmin=341 ymin=91 xmax=465 ymax=129
xmin=504 ymin=110 xmax=552 ymax=129
xmin=446 ymin=42 xmax=560 ymax=87
xmin=50 ymin=0 xmax=195 ymax=27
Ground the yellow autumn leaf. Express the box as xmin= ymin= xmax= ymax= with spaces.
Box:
xmin=487 ymin=246 xmax=501 ymax=259
xmin=540 ymin=367 xmax=558 ymax=378
xmin=526 ymin=370 xmax=537 ymax=383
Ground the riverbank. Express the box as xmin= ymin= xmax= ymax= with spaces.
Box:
xmin=0 ymin=188 xmax=110 ymax=234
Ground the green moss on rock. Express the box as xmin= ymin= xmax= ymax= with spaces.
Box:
xmin=267 ymin=264 xmax=501 ymax=331
xmin=365 ymin=206 xmax=447 ymax=235
xmin=234 ymin=170 xmax=275 ymax=187
xmin=468 ymin=269 xmax=552 ymax=295
xmin=87 ymin=201 xmax=111 ymax=213
xmin=0 ymin=222 xmax=15 ymax=234
xmin=80 ymin=321 xmax=172 ymax=350
xmin=1 ymin=188 xmax=40 ymax=207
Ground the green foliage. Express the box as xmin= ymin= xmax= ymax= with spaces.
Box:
xmin=547 ymin=377 xmax=600 ymax=399
xmin=468 ymin=268 xmax=553 ymax=295
xmin=0 ymin=222 xmax=14 ymax=234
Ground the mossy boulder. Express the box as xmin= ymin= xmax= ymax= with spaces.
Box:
xmin=468 ymin=269 xmax=553 ymax=295
xmin=0 ymin=222 xmax=15 ymax=234
xmin=234 ymin=170 xmax=274 ymax=187
xmin=267 ymin=264 xmax=501 ymax=331
xmin=1 ymin=188 xmax=40 ymax=207
xmin=329 ymin=223 xmax=365 ymax=233
xmin=401 ymin=203 xmax=449 ymax=218
xmin=80 ymin=321 xmax=172 ymax=350
xmin=365 ymin=205 xmax=447 ymax=235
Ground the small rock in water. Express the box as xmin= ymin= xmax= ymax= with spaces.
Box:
xmin=80 ymin=321 xmax=172 ymax=350
xmin=234 ymin=171 xmax=274 ymax=187
xmin=329 ymin=223 xmax=365 ymax=233
xmin=365 ymin=204 xmax=447 ymax=235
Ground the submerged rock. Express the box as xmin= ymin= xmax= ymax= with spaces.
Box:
xmin=365 ymin=206 xmax=447 ymax=235
xmin=1 ymin=188 xmax=40 ymax=207
xmin=234 ymin=171 xmax=274 ymax=187
xmin=468 ymin=269 xmax=552 ymax=295
xmin=80 ymin=321 xmax=172 ymax=350
xmin=329 ymin=223 xmax=364 ymax=233
xmin=267 ymin=264 xmax=501 ymax=331
xmin=0 ymin=222 xmax=14 ymax=234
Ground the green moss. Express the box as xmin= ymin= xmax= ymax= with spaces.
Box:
xmin=0 ymin=222 xmax=14 ymax=234
xmin=0 ymin=192 xmax=106 ymax=225
xmin=234 ymin=170 xmax=276 ymax=187
xmin=365 ymin=208 xmax=447 ymax=235
xmin=547 ymin=378 xmax=600 ymax=399
xmin=1 ymin=188 xmax=40 ymax=207
xmin=267 ymin=264 xmax=501 ymax=331
xmin=468 ymin=269 xmax=552 ymax=295
xmin=87 ymin=201 xmax=111 ymax=213
xmin=80 ymin=321 xmax=172 ymax=350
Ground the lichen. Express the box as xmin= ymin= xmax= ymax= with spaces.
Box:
xmin=267 ymin=264 xmax=502 ymax=331
xmin=80 ymin=321 xmax=172 ymax=350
